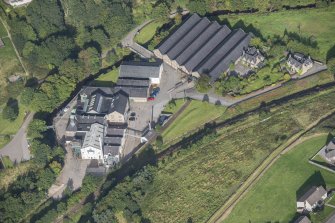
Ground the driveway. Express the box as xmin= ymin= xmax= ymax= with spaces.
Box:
xmin=48 ymin=145 xmax=91 ymax=199
xmin=0 ymin=112 xmax=33 ymax=163
xmin=122 ymin=20 xmax=154 ymax=58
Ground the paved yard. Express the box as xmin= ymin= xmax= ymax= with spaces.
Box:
xmin=122 ymin=62 xmax=184 ymax=157
xmin=48 ymin=145 xmax=91 ymax=199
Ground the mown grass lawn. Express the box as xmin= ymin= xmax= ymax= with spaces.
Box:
xmin=225 ymin=135 xmax=335 ymax=223
xmin=134 ymin=21 xmax=163 ymax=45
xmin=91 ymin=69 xmax=119 ymax=87
xmin=161 ymin=100 xmax=226 ymax=146
xmin=219 ymin=5 xmax=335 ymax=61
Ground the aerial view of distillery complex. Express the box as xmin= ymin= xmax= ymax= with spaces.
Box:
xmin=1 ymin=0 xmax=335 ymax=222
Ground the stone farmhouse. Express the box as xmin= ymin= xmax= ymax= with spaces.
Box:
xmin=153 ymin=13 xmax=254 ymax=80
xmin=66 ymin=87 xmax=129 ymax=166
xmin=116 ymin=61 xmax=163 ymax=102
xmin=296 ymin=186 xmax=327 ymax=213
xmin=287 ymin=52 xmax=313 ymax=75
xmin=239 ymin=46 xmax=265 ymax=68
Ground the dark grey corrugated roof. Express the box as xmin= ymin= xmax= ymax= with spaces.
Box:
xmin=209 ymin=33 xmax=252 ymax=79
xmin=116 ymin=78 xmax=150 ymax=87
xmin=103 ymin=145 xmax=120 ymax=156
xmin=166 ymin=17 xmax=211 ymax=60
xmin=104 ymin=136 xmax=123 ymax=145
xmin=158 ymin=14 xmax=201 ymax=54
xmin=119 ymin=61 xmax=162 ymax=79
xmin=106 ymin=126 xmax=126 ymax=136
xmin=115 ymin=86 xmax=148 ymax=98
xmin=174 ymin=21 xmax=221 ymax=66
xmin=108 ymin=90 xmax=129 ymax=115
xmin=182 ymin=25 xmax=232 ymax=72
xmin=196 ymin=29 xmax=247 ymax=75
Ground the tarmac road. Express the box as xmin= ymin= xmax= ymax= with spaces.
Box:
xmin=0 ymin=112 xmax=33 ymax=163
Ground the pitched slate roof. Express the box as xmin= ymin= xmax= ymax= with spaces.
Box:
xmin=119 ymin=61 xmax=162 ymax=79
xmin=156 ymin=13 xmax=252 ymax=80
xmin=106 ymin=126 xmax=126 ymax=137
xmin=115 ymin=86 xmax=148 ymax=98
xmin=157 ymin=13 xmax=201 ymax=54
xmin=298 ymin=186 xmax=327 ymax=205
xmin=182 ymin=25 xmax=232 ymax=73
xmin=287 ymin=52 xmax=313 ymax=69
xmin=174 ymin=21 xmax=221 ymax=66
xmin=107 ymin=90 xmax=129 ymax=115
xmin=294 ymin=216 xmax=311 ymax=223
xmin=116 ymin=78 xmax=150 ymax=88
xmin=166 ymin=17 xmax=211 ymax=60
xmin=82 ymin=123 xmax=104 ymax=150
xmin=103 ymin=145 xmax=120 ymax=156
xmin=104 ymin=136 xmax=123 ymax=146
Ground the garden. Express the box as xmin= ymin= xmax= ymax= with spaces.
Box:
xmin=225 ymin=135 xmax=335 ymax=223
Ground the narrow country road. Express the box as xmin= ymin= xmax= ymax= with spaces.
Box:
xmin=0 ymin=112 xmax=34 ymax=163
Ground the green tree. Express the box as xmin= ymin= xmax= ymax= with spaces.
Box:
xmin=20 ymin=87 xmax=35 ymax=106
xmin=196 ymin=74 xmax=211 ymax=93
xmin=187 ymin=0 xmax=209 ymax=15
xmin=327 ymin=57 xmax=335 ymax=74
xmin=2 ymin=105 xmax=18 ymax=121
xmin=28 ymin=119 xmax=47 ymax=139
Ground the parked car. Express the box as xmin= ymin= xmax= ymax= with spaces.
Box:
xmin=63 ymin=106 xmax=70 ymax=112
xmin=129 ymin=117 xmax=135 ymax=121
xmin=147 ymin=97 xmax=155 ymax=101
xmin=153 ymin=87 xmax=160 ymax=94
xmin=130 ymin=112 xmax=136 ymax=116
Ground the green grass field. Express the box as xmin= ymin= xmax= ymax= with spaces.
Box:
xmin=219 ymin=5 xmax=335 ymax=61
xmin=91 ymin=69 xmax=119 ymax=87
xmin=135 ymin=21 xmax=163 ymax=45
xmin=161 ymin=100 xmax=226 ymax=147
xmin=225 ymin=135 xmax=335 ymax=223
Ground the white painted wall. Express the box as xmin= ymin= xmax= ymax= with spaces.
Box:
xmin=81 ymin=146 xmax=103 ymax=161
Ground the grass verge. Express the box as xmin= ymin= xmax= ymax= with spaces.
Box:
xmin=134 ymin=21 xmax=163 ymax=45
xmin=161 ymin=100 xmax=226 ymax=147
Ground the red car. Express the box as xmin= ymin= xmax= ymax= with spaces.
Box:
xmin=147 ymin=97 xmax=155 ymax=101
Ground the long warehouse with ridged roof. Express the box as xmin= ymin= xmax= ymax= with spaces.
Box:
xmin=153 ymin=13 xmax=253 ymax=80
